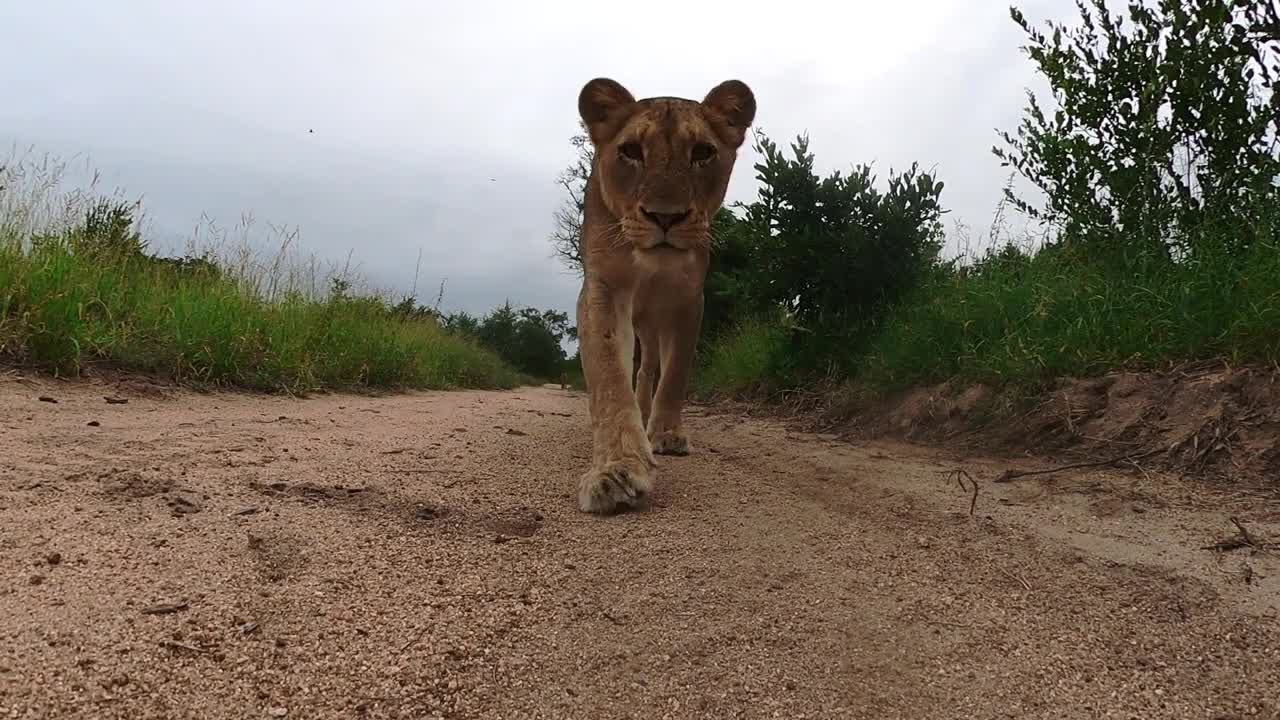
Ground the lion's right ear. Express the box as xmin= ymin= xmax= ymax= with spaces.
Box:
xmin=578 ymin=78 xmax=635 ymax=145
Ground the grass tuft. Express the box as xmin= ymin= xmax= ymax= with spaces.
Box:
xmin=0 ymin=153 xmax=519 ymax=393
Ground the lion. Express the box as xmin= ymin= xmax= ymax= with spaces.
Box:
xmin=573 ymin=76 xmax=756 ymax=514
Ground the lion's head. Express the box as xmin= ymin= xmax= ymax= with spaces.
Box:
xmin=578 ymin=77 xmax=756 ymax=253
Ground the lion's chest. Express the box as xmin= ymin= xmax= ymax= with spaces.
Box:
xmin=626 ymin=247 xmax=708 ymax=318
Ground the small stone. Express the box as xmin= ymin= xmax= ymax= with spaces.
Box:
xmin=45 ymin=552 xmax=62 ymax=566
xmin=87 ymin=421 xmax=101 ymax=427
xmin=165 ymin=493 xmax=203 ymax=515
xmin=268 ymin=708 xmax=288 ymax=717
xmin=38 ymin=396 xmax=57 ymax=404
xmin=141 ymin=601 xmax=189 ymax=616
xmin=29 ymin=574 xmax=45 ymax=586
xmin=916 ymin=536 xmax=932 ymax=549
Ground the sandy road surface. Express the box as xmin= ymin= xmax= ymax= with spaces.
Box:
xmin=2 ymin=372 xmax=1279 ymax=719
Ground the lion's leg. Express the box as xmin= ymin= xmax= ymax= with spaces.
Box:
xmin=647 ymin=297 xmax=703 ymax=456
xmin=576 ymin=280 xmax=656 ymax=514
xmin=634 ymin=327 xmax=660 ymax=429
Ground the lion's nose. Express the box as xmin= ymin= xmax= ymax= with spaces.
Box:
xmin=641 ymin=209 xmax=690 ymax=231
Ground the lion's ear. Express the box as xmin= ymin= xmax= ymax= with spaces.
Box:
xmin=578 ymin=78 xmax=636 ymax=145
xmin=702 ymin=80 xmax=756 ymax=147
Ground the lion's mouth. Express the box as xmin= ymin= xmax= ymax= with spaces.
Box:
xmin=642 ymin=237 xmax=687 ymax=252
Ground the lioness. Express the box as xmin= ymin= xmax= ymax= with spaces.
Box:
xmin=573 ymin=77 xmax=756 ymax=514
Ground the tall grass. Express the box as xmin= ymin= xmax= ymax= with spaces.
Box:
xmin=694 ymin=315 xmax=787 ymax=397
xmin=0 ymin=151 xmax=520 ymax=393
xmin=856 ymin=230 xmax=1280 ymax=392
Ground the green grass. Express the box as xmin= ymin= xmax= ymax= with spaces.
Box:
xmin=0 ymin=158 xmax=519 ymax=393
xmin=694 ymin=315 xmax=788 ymax=397
xmin=699 ymin=225 xmax=1280 ymax=399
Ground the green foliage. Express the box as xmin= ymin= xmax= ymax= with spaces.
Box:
xmin=466 ymin=302 xmax=571 ymax=380
xmin=858 ymin=221 xmax=1280 ymax=392
xmin=702 ymin=207 xmax=755 ymax=343
xmin=700 ymin=133 xmax=947 ymax=379
xmin=734 ymin=133 xmax=946 ymax=328
xmin=695 ymin=1 xmax=1280 ymax=400
xmin=695 ymin=314 xmax=789 ymax=397
xmin=0 ymin=180 xmax=519 ymax=392
xmin=995 ymin=0 xmax=1280 ymax=261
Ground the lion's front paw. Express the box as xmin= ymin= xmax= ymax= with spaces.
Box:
xmin=649 ymin=429 xmax=691 ymax=456
xmin=577 ymin=460 xmax=654 ymax=514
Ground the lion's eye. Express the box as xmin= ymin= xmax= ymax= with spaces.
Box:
xmin=691 ymin=142 xmax=717 ymax=166
xmin=618 ymin=142 xmax=643 ymax=162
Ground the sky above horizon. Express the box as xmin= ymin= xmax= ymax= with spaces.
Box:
xmin=1 ymin=0 xmax=1078 ymax=321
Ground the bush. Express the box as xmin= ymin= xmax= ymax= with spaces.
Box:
xmin=701 ymin=132 xmax=946 ymax=380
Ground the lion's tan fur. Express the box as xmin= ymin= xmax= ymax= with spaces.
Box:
xmin=572 ymin=77 xmax=756 ymax=513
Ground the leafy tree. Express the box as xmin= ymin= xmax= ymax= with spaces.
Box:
xmin=736 ymin=133 xmax=946 ymax=335
xmin=440 ymin=311 xmax=480 ymax=337
xmin=702 ymin=207 xmax=756 ymax=343
xmin=466 ymin=302 xmax=572 ymax=380
xmin=995 ymin=0 xmax=1280 ymax=261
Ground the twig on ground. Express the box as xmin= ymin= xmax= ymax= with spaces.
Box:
xmin=398 ymin=627 xmax=431 ymax=653
xmin=1203 ymin=516 xmax=1276 ymax=553
xmin=998 ymin=567 xmax=1033 ymax=592
xmin=159 ymin=639 xmax=210 ymax=655
xmin=1231 ymin=517 xmax=1261 ymax=548
xmin=1122 ymin=458 xmax=1154 ymax=483
xmin=941 ymin=469 xmax=980 ymax=516
xmin=994 ymin=449 xmax=1162 ymax=484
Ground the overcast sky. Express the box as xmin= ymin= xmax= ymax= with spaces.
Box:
xmin=1 ymin=0 xmax=1075 ymax=321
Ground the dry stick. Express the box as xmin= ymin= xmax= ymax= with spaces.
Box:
xmin=399 ymin=626 xmax=431 ymax=653
xmin=1203 ymin=516 xmax=1276 ymax=553
xmin=1230 ymin=517 xmax=1261 ymax=548
xmin=943 ymin=469 xmax=980 ymax=516
xmin=998 ymin=567 xmax=1033 ymax=592
xmin=159 ymin=639 xmax=210 ymax=655
xmin=993 ymin=448 xmax=1162 ymax=484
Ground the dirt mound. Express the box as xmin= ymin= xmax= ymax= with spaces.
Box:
xmin=833 ymin=363 xmax=1280 ymax=492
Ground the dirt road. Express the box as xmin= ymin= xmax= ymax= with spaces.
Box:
xmin=2 ymin=372 xmax=1278 ymax=719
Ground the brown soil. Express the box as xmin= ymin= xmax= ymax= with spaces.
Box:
xmin=823 ymin=362 xmax=1280 ymax=496
xmin=2 ymin=368 xmax=1279 ymax=719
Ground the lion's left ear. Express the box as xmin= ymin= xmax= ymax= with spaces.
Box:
xmin=702 ymin=80 xmax=756 ymax=148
